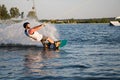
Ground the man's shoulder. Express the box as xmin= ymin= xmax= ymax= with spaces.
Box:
xmin=28 ymin=29 xmax=35 ymax=35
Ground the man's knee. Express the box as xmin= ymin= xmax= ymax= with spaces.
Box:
xmin=42 ymin=36 xmax=48 ymax=41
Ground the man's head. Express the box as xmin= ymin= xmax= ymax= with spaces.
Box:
xmin=23 ymin=22 xmax=30 ymax=29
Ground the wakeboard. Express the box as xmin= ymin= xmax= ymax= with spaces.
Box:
xmin=43 ymin=40 xmax=67 ymax=50
xmin=59 ymin=40 xmax=67 ymax=48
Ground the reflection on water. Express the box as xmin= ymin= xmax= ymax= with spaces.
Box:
xmin=0 ymin=48 xmax=63 ymax=79
xmin=23 ymin=49 xmax=60 ymax=76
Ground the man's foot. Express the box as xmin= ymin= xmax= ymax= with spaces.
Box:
xmin=54 ymin=41 xmax=61 ymax=49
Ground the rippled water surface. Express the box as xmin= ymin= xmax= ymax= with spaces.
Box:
xmin=0 ymin=24 xmax=120 ymax=80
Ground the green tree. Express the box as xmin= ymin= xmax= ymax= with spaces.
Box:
xmin=27 ymin=11 xmax=38 ymax=19
xmin=10 ymin=7 xmax=20 ymax=18
xmin=0 ymin=5 xmax=1 ymax=19
xmin=0 ymin=4 xmax=10 ymax=20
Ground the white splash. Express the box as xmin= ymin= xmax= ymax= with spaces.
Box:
xmin=0 ymin=19 xmax=59 ymax=46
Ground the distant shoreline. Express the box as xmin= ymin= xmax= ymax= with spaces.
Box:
xmin=1 ymin=17 xmax=120 ymax=24
xmin=39 ymin=17 xmax=119 ymax=24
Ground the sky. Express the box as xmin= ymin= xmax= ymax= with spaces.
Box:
xmin=0 ymin=0 xmax=120 ymax=19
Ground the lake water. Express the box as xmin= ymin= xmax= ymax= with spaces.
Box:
xmin=0 ymin=23 xmax=120 ymax=80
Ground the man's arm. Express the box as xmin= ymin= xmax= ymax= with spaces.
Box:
xmin=28 ymin=24 xmax=45 ymax=35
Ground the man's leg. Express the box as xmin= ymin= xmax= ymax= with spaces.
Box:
xmin=47 ymin=38 xmax=61 ymax=49
xmin=41 ymin=36 xmax=60 ymax=49
xmin=41 ymin=39 xmax=48 ymax=48
xmin=41 ymin=36 xmax=53 ymax=49
xmin=46 ymin=37 xmax=54 ymax=44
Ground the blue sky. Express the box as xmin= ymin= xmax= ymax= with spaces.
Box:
xmin=0 ymin=0 xmax=120 ymax=19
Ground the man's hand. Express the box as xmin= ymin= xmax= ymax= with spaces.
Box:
xmin=42 ymin=23 xmax=47 ymax=27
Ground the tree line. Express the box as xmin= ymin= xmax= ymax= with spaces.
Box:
xmin=0 ymin=4 xmax=23 ymax=20
xmin=40 ymin=18 xmax=116 ymax=24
